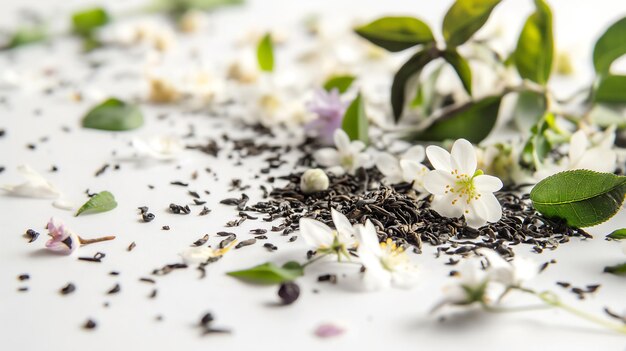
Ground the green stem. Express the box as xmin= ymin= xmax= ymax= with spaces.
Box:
xmin=301 ymin=253 xmax=329 ymax=268
xmin=482 ymin=301 xmax=551 ymax=314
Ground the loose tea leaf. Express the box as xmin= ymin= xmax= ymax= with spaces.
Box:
xmin=530 ymin=170 xmax=626 ymax=228
xmin=607 ymin=228 xmax=626 ymax=240
xmin=593 ymin=17 xmax=626 ymax=75
xmin=408 ymin=95 xmax=501 ymax=143
xmin=323 ymin=75 xmax=355 ymax=94
xmin=82 ymin=98 xmax=144 ymax=131
xmin=514 ymin=0 xmax=553 ymax=85
xmin=341 ymin=92 xmax=369 ymax=144
xmin=257 ymin=33 xmax=274 ymax=72
xmin=75 ymin=191 xmax=117 ymax=216
xmin=227 ymin=261 xmax=303 ymax=284
xmin=442 ymin=49 xmax=472 ymax=95
xmin=442 ymin=0 xmax=501 ymax=47
xmin=354 ymin=16 xmax=434 ymax=52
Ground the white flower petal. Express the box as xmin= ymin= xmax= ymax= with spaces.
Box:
xmin=333 ymin=129 xmax=351 ymax=152
xmin=430 ymin=193 xmax=465 ymax=219
xmin=401 ymin=145 xmax=425 ymax=163
xmin=478 ymin=193 xmax=502 ymax=223
xmin=473 ymin=175 xmax=503 ymax=192
xmin=572 ymin=147 xmax=616 ymax=173
xmin=426 ymin=145 xmax=452 ymax=172
xmin=299 ymin=218 xmax=334 ymax=248
xmin=331 ymin=208 xmax=355 ymax=240
xmin=375 ymin=153 xmax=401 ymax=180
xmin=568 ymin=130 xmax=588 ymax=164
xmin=423 ymin=170 xmax=455 ymax=195
xmin=465 ymin=205 xmax=487 ymax=229
xmin=451 ymin=139 xmax=477 ymax=175
xmin=390 ymin=268 xmax=420 ymax=289
xmin=356 ymin=220 xmax=382 ymax=255
xmin=314 ymin=148 xmax=340 ymax=167
xmin=359 ymin=250 xmax=392 ymax=291
xmin=401 ymin=160 xmax=429 ymax=187
xmin=2 ymin=165 xmax=61 ymax=199
xmin=350 ymin=140 xmax=366 ymax=153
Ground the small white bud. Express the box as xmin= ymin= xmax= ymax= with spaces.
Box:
xmin=300 ymin=168 xmax=329 ymax=194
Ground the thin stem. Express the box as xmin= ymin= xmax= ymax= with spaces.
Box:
xmin=78 ymin=235 xmax=116 ymax=245
xmin=301 ymin=253 xmax=329 ymax=268
xmin=482 ymin=302 xmax=551 ymax=314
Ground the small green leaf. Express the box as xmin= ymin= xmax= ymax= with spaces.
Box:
xmin=442 ymin=50 xmax=472 ymax=95
xmin=3 ymin=26 xmax=47 ymax=50
xmin=72 ymin=7 xmax=110 ymax=36
xmin=147 ymin=0 xmax=244 ymax=18
xmin=607 ymin=228 xmax=626 ymax=240
xmin=594 ymin=75 xmax=626 ymax=104
xmin=341 ymin=93 xmax=369 ymax=144
xmin=82 ymin=98 xmax=144 ymax=131
xmin=323 ymin=75 xmax=355 ymax=93
xmin=354 ymin=16 xmax=434 ymax=52
xmin=514 ymin=0 xmax=553 ymax=85
xmin=442 ymin=0 xmax=501 ymax=47
xmin=227 ymin=261 xmax=303 ymax=284
xmin=75 ymin=191 xmax=117 ymax=216
xmin=408 ymin=95 xmax=502 ymax=143
xmin=530 ymin=170 xmax=626 ymax=228
xmin=513 ymin=90 xmax=547 ymax=132
xmin=391 ymin=48 xmax=439 ymax=121
xmin=410 ymin=63 xmax=444 ymax=116
xmin=521 ymin=112 xmax=553 ymax=168
xmin=593 ymin=17 xmax=626 ymax=75
xmin=256 ymin=33 xmax=274 ymax=72
xmin=604 ymin=263 xmax=626 ymax=275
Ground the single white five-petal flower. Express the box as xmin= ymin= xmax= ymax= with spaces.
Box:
xmin=299 ymin=208 xmax=357 ymax=261
xmin=314 ymin=129 xmax=371 ymax=175
xmin=478 ymin=249 xmax=537 ymax=288
xmin=423 ymin=139 xmax=503 ymax=229
xmin=375 ymin=145 xmax=429 ymax=193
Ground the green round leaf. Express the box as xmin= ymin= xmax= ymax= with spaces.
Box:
xmin=593 ymin=17 xmax=626 ymax=75
xmin=355 ymin=16 xmax=434 ymax=52
xmin=442 ymin=0 xmax=501 ymax=47
xmin=530 ymin=170 xmax=626 ymax=228
xmin=75 ymin=191 xmax=117 ymax=216
xmin=82 ymin=98 xmax=144 ymax=131
xmin=72 ymin=7 xmax=110 ymax=36
xmin=514 ymin=0 xmax=553 ymax=85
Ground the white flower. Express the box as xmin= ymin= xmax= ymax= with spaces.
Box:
xmin=356 ymin=220 xmax=419 ymax=290
xmin=300 ymin=168 xmax=330 ymax=194
xmin=1 ymin=165 xmax=60 ymax=199
xmin=567 ymin=128 xmax=616 ymax=173
xmin=314 ymin=129 xmax=371 ymax=175
xmin=478 ymin=249 xmax=537 ymax=288
xmin=375 ymin=145 xmax=429 ymax=193
xmin=132 ymin=136 xmax=184 ymax=161
xmin=431 ymin=257 xmax=494 ymax=311
xmin=180 ymin=244 xmax=234 ymax=264
xmin=299 ymin=208 xmax=357 ymax=261
xmin=423 ymin=139 xmax=503 ymax=229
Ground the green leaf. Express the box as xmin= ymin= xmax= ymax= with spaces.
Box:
xmin=442 ymin=0 xmax=501 ymax=47
xmin=227 ymin=261 xmax=303 ymax=284
xmin=513 ymin=90 xmax=547 ymax=132
xmin=521 ymin=112 xmax=553 ymax=168
xmin=604 ymin=263 xmax=626 ymax=275
xmin=408 ymin=95 xmax=502 ymax=143
xmin=594 ymin=75 xmax=626 ymax=104
xmin=607 ymin=228 xmax=626 ymax=240
xmin=323 ymin=75 xmax=355 ymax=94
xmin=75 ymin=191 xmax=117 ymax=216
xmin=391 ymin=48 xmax=439 ymax=121
xmin=3 ymin=26 xmax=47 ymax=50
xmin=442 ymin=50 xmax=472 ymax=95
xmin=354 ymin=16 xmax=434 ymax=52
xmin=147 ymin=0 xmax=244 ymax=18
xmin=410 ymin=63 xmax=444 ymax=116
xmin=530 ymin=170 xmax=626 ymax=228
xmin=514 ymin=0 xmax=553 ymax=85
xmin=72 ymin=7 xmax=110 ymax=36
xmin=342 ymin=93 xmax=369 ymax=144
xmin=593 ymin=17 xmax=626 ymax=75
xmin=256 ymin=33 xmax=274 ymax=72
xmin=82 ymin=98 xmax=144 ymax=131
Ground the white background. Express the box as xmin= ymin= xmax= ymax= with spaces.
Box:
xmin=0 ymin=0 xmax=625 ymax=350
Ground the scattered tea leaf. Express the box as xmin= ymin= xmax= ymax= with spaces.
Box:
xmin=323 ymin=75 xmax=355 ymax=94
xmin=354 ymin=16 xmax=434 ymax=52
xmin=341 ymin=92 xmax=369 ymax=144
xmin=514 ymin=0 xmax=553 ymax=85
xmin=442 ymin=0 xmax=501 ymax=47
xmin=82 ymin=98 xmax=144 ymax=131
xmin=227 ymin=261 xmax=303 ymax=284
xmin=530 ymin=170 xmax=626 ymax=228
xmin=257 ymin=33 xmax=274 ymax=72
xmin=76 ymin=191 xmax=117 ymax=216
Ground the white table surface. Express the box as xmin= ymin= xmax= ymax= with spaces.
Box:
xmin=0 ymin=0 xmax=625 ymax=350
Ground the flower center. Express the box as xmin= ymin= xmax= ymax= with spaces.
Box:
xmin=340 ymin=154 xmax=354 ymax=169
xmin=445 ymin=169 xmax=483 ymax=209
xmin=379 ymin=239 xmax=408 ymax=271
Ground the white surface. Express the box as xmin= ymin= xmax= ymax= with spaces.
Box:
xmin=0 ymin=0 xmax=625 ymax=350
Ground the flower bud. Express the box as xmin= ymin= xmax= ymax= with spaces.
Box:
xmin=300 ymin=168 xmax=329 ymax=194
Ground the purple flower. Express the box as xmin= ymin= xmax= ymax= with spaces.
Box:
xmin=45 ymin=218 xmax=80 ymax=255
xmin=306 ymin=88 xmax=348 ymax=145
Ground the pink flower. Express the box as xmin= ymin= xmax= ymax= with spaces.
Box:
xmin=45 ymin=218 xmax=80 ymax=255
xmin=305 ymin=88 xmax=348 ymax=145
